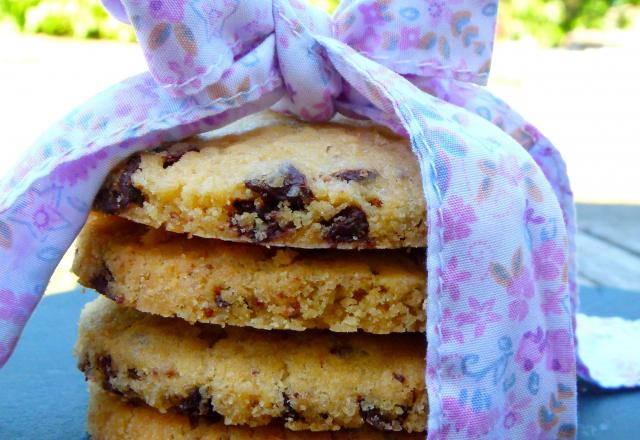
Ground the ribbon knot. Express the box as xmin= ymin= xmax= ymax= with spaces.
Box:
xmin=104 ymin=0 xmax=497 ymax=121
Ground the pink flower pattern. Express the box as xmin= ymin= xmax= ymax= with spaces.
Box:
xmin=358 ymin=2 xmax=385 ymax=25
xmin=441 ymin=195 xmax=477 ymax=243
xmin=442 ymin=397 xmax=500 ymax=437
xmin=149 ymin=0 xmax=187 ymax=22
xmin=507 ymin=267 xmax=535 ymax=321
xmin=541 ymin=286 xmax=566 ymax=316
xmin=502 ymin=392 xmax=532 ymax=430
xmin=516 ymin=327 xmax=546 ymax=372
xmin=456 ymin=296 xmax=501 ymax=337
xmin=533 ymin=240 xmax=566 ymax=281
xmin=0 ymin=290 xmax=38 ymax=325
xmin=546 ymin=329 xmax=574 ymax=373
xmin=440 ymin=308 xmax=464 ymax=344
xmin=400 ymin=26 xmax=421 ymax=49
xmin=438 ymin=256 xmax=471 ymax=301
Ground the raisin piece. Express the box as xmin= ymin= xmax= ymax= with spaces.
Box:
xmin=322 ymin=207 xmax=369 ymax=244
xmin=245 ymin=164 xmax=314 ymax=211
xmin=332 ymin=169 xmax=379 ymax=182
xmin=282 ymin=393 xmax=300 ymax=422
xmin=94 ymin=155 xmax=145 ymax=214
xmin=161 ymin=143 xmax=200 ymax=168
xmin=359 ymin=401 xmax=408 ymax=431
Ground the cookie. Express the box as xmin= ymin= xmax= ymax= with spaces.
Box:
xmin=76 ymin=297 xmax=427 ymax=432
xmin=73 ymin=213 xmax=426 ymax=333
xmin=87 ymin=383 xmax=424 ymax=439
xmin=93 ymin=111 xmax=426 ymax=249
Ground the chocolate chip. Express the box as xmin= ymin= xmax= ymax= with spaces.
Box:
xmin=230 ymin=164 xmax=314 ymax=243
xmin=97 ymin=354 xmax=117 ymax=379
xmin=332 ymin=169 xmax=379 ymax=182
xmin=160 ymin=143 xmax=200 ymax=168
xmin=322 ymin=207 xmax=369 ymax=244
xmin=359 ymin=401 xmax=408 ymax=431
xmin=89 ymin=266 xmax=124 ymax=304
xmin=94 ymin=155 xmax=145 ymax=214
xmin=282 ymin=393 xmax=300 ymax=422
xmin=245 ymin=164 xmax=314 ymax=211
xmin=392 ymin=373 xmax=406 ymax=384
xmin=197 ymin=326 xmax=227 ymax=348
xmin=203 ymin=411 xmax=223 ymax=424
xmin=173 ymin=388 xmax=222 ymax=426
xmin=128 ymin=368 xmax=141 ymax=380
xmin=89 ymin=266 xmax=113 ymax=295
xmin=176 ymin=388 xmax=203 ymax=416
xmin=96 ymin=354 xmax=118 ymax=392
xmin=232 ymin=199 xmax=259 ymax=214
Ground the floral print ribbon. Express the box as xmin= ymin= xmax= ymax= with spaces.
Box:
xmin=2 ymin=0 xmax=632 ymax=438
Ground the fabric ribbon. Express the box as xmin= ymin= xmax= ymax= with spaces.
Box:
xmin=2 ymin=0 xmax=620 ymax=438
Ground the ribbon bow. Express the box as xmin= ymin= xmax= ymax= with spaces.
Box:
xmin=0 ymin=1 xmax=587 ymax=438
xmin=103 ymin=0 xmax=497 ymax=120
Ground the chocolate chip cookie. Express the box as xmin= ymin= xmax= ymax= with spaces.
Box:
xmin=87 ymin=383 xmax=424 ymax=439
xmin=93 ymin=111 xmax=426 ymax=249
xmin=73 ymin=213 xmax=426 ymax=333
xmin=75 ymin=297 xmax=427 ymax=432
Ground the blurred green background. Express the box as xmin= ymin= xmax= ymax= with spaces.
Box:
xmin=1 ymin=0 xmax=639 ymax=46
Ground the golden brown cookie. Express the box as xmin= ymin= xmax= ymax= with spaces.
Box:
xmin=93 ymin=112 xmax=426 ymax=249
xmin=75 ymin=298 xmax=427 ymax=432
xmin=87 ymin=383 xmax=424 ymax=439
xmin=73 ymin=213 xmax=426 ymax=333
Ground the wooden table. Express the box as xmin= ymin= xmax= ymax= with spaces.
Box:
xmin=576 ymin=204 xmax=640 ymax=291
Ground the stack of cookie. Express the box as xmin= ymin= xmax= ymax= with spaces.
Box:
xmin=73 ymin=112 xmax=429 ymax=439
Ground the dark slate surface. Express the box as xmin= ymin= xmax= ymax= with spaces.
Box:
xmin=576 ymin=286 xmax=640 ymax=439
xmin=0 ymin=286 xmax=638 ymax=439
xmin=0 ymin=291 xmax=96 ymax=440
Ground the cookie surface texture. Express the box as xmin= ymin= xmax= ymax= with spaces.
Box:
xmin=87 ymin=383 xmax=425 ymax=439
xmin=73 ymin=214 xmax=426 ymax=333
xmin=75 ymin=297 xmax=427 ymax=432
xmin=93 ymin=112 xmax=426 ymax=249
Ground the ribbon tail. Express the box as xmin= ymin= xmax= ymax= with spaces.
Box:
xmin=316 ymin=36 xmax=578 ymax=439
xmin=414 ymin=79 xmax=613 ymax=386
xmin=0 ymin=38 xmax=285 ymax=367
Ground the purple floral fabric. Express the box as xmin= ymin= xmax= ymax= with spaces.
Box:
xmin=3 ymin=0 xmax=631 ymax=438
